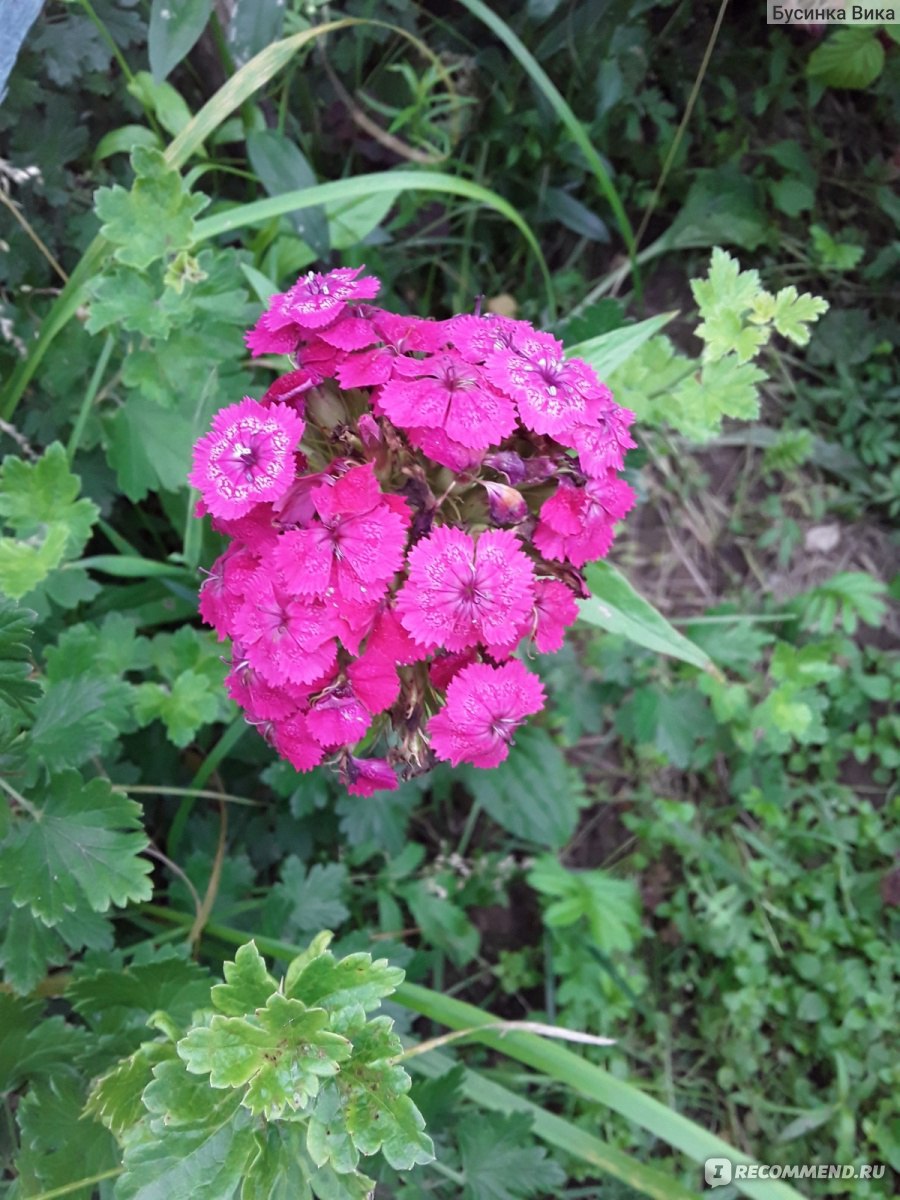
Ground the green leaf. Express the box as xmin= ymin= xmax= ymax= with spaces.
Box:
xmin=0 ymin=598 xmax=39 ymax=713
xmin=314 ymin=1013 xmax=434 ymax=1171
xmin=691 ymin=246 xmax=761 ymax=321
xmin=94 ymin=146 xmax=208 ymax=270
xmin=671 ymin=354 xmax=766 ymax=438
xmin=69 ymin=954 xmax=213 ymax=1034
xmin=85 ymin=1042 xmax=175 ymax=1136
xmin=94 ymin=123 xmax=162 ymax=163
xmin=807 ymin=27 xmax=885 ymax=89
xmin=769 ymin=177 xmax=815 ymax=218
xmin=13 ymin=1074 xmax=118 ymax=1200
xmin=29 ymin=676 xmax=131 ymax=771
xmin=134 ymin=670 xmax=222 ymax=747
xmin=0 ymin=995 xmax=89 ymax=1092
xmin=0 ymin=772 xmax=151 ymax=926
xmin=750 ymin=286 xmax=829 ymax=346
xmin=565 ymin=311 xmax=675 ymax=377
xmin=459 ymin=1112 xmax=565 ymax=1200
xmin=128 ymin=71 xmax=194 ymax=135
xmin=246 ymin=128 xmax=329 ymax=257
xmin=45 ymin=613 xmax=148 ymax=683
xmin=459 ymin=726 xmax=583 ymax=848
xmin=580 ymin=561 xmax=717 ymax=673
xmin=284 ymin=947 xmax=403 ymax=1013
xmin=177 ymin=994 xmax=350 ymax=1116
xmin=326 ymin=189 xmax=399 ymax=251
xmin=398 ymin=880 xmax=480 ymax=968
xmin=0 ymin=895 xmax=68 ymax=994
xmin=106 ymin=394 xmax=196 ymax=502
xmin=528 ymin=856 xmax=641 ymax=954
xmin=0 ymin=444 xmax=98 ymax=599
xmin=0 ymin=442 xmax=96 ymax=544
xmin=117 ymin=1062 xmax=257 ymax=1200
xmin=210 ymin=941 xmax=278 ymax=1017
xmin=149 ymin=0 xmax=213 ymax=83
xmin=272 ymin=858 xmax=350 ymax=936
xmin=86 ymin=267 xmax=177 ymax=338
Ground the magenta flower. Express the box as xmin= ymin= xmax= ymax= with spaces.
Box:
xmin=266 ymin=266 xmax=381 ymax=332
xmin=534 ymin=474 xmax=636 ymax=567
xmin=273 ymin=464 xmax=409 ymax=604
xmin=341 ymin=756 xmax=398 ymax=796
xmin=337 ymin=311 xmax=445 ymax=390
xmin=271 ymin=711 xmax=325 ymax=773
xmin=396 ymin=526 xmax=536 ymax=654
xmin=428 ymin=659 xmax=546 ymax=768
xmin=233 ymin=569 xmax=339 ymax=686
xmin=189 ymin=398 xmax=304 ymax=519
xmin=191 ymin=264 xmax=636 ymax=793
xmin=379 ymin=354 xmax=516 ymax=450
xmin=486 ymin=330 xmax=605 ymax=437
xmin=446 ymin=313 xmax=532 ymax=362
xmin=567 ymin=402 xmax=637 ymax=475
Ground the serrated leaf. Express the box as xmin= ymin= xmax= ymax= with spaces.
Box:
xmin=0 ymin=996 xmax=88 ymax=1091
xmin=0 ymin=444 xmax=98 ymax=599
xmin=807 ymin=27 xmax=885 ymax=89
xmin=671 ymin=353 xmax=765 ymax=439
xmin=0 ymin=894 xmax=68 ymax=994
xmin=691 ymin=247 xmax=761 ymax=322
xmin=210 ymin=941 xmax=278 ymax=1016
xmin=69 ymin=954 xmax=213 ymax=1034
xmin=0 ymin=771 xmax=151 ymax=926
xmin=751 ymin=285 xmax=829 ymax=346
xmin=696 ymin=306 xmax=769 ymax=363
xmin=134 ymin=670 xmax=221 ymax=746
xmin=0 ymin=525 xmax=69 ymax=600
xmin=528 ymin=855 xmax=641 ymax=954
xmin=274 ymin=858 xmax=351 ymax=936
xmin=178 ymin=995 xmax=350 ymax=1117
xmin=458 ymin=726 xmax=583 ymax=848
xmin=86 ymin=267 xmax=177 ymax=338
xmin=149 ymin=0 xmax=213 ymax=82
xmin=318 ymin=1015 xmax=434 ymax=1171
xmin=399 ymin=880 xmax=480 ymax=968
xmin=285 ymin=948 xmax=403 ymax=1012
xmin=29 ymin=676 xmax=131 ymax=771
xmin=94 ymin=146 xmax=208 ymax=270
xmin=580 ymin=561 xmax=718 ymax=672
xmin=13 ymin=1074 xmax=118 ymax=1200
xmin=0 ymin=597 xmax=39 ymax=712
xmin=458 ymin=1112 xmax=565 ymax=1200
xmin=85 ymin=1042 xmax=176 ymax=1136
xmin=45 ymin=613 xmax=148 ymax=683
xmin=118 ymin=1062 xmax=257 ymax=1200
xmin=106 ymin=394 xmax=196 ymax=502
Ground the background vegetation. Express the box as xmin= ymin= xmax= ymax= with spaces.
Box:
xmin=0 ymin=2 xmax=896 ymax=1198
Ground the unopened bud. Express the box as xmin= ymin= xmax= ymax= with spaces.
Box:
xmin=482 ymin=480 xmax=528 ymax=526
xmin=306 ymin=383 xmax=347 ymax=429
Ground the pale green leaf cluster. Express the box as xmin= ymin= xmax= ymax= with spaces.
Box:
xmin=90 ymin=936 xmax=433 ymax=1200
xmin=94 ymin=145 xmax=209 ymax=270
xmin=607 ymin=248 xmax=827 ymax=442
xmin=0 ymin=444 xmax=99 ymax=600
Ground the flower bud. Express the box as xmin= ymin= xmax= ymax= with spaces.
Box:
xmin=482 ymin=480 xmax=528 ymax=526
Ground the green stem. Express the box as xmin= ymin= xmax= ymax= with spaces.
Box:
xmin=166 ymin=717 xmax=248 ymax=857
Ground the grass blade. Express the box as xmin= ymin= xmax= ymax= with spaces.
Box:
xmin=192 ymin=170 xmax=553 ymax=313
xmin=411 ymin=1045 xmax=703 ymax=1200
xmin=453 ymin=0 xmax=636 ymax=271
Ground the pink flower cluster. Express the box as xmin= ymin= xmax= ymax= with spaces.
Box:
xmin=190 ymin=267 xmax=636 ymax=795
